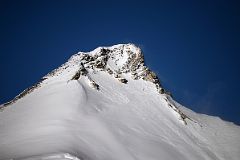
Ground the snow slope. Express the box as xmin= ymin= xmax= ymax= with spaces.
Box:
xmin=0 ymin=44 xmax=239 ymax=160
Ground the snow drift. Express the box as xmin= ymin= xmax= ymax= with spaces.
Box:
xmin=0 ymin=44 xmax=239 ymax=160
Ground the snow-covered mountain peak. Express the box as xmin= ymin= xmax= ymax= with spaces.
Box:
xmin=44 ymin=43 xmax=164 ymax=94
xmin=2 ymin=44 xmax=166 ymax=108
xmin=67 ymin=43 xmax=145 ymax=78
xmin=68 ymin=43 xmax=140 ymax=69
xmin=1 ymin=44 xmax=189 ymax=124
xmin=1 ymin=44 xmax=240 ymax=160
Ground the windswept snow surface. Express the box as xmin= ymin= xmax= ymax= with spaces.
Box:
xmin=0 ymin=44 xmax=240 ymax=160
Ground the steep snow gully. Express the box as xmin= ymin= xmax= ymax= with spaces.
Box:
xmin=0 ymin=44 xmax=240 ymax=160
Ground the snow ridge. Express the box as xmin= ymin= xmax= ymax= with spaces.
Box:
xmin=2 ymin=44 xmax=188 ymax=123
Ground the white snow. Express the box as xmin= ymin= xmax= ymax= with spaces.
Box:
xmin=18 ymin=153 xmax=80 ymax=160
xmin=0 ymin=44 xmax=239 ymax=160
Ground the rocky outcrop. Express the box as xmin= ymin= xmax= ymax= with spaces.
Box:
xmin=89 ymin=80 xmax=100 ymax=90
xmin=71 ymin=70 xmax=81 ymax=80
xmin=118 ymin=78 xmax=128 ymax=84
xmin=71 ymin=63 xmax=88 ymax=80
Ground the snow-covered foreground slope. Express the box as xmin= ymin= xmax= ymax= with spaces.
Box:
xmin=0 ymin=44 xmax=240 ymax=160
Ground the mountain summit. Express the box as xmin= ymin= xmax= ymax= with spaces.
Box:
xmin=0 ymin=44 xmax=240 ymax=160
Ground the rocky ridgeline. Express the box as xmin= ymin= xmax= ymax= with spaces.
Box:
xmin=122 ymin=47 xmax=165 ymax=94
xmin=1 ymin=79 xmax=44 ymax=108
xmin=1 ymin=44 xmax=190 ymax=124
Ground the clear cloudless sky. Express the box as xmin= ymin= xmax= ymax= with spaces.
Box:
xmin=0 ymin=0 xmax=239 ymax=124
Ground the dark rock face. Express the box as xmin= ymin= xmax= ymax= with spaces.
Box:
xmin=80 ymin=54 xmax=94 ymax=62
xmin=106 ymin=68 xmax=113 ymax=75
xmin=118 ymin=78 xmax=128 ymax=84
xmin=90 ymin=80 xmax=100 ymax=90
xmin=71 ymin=71 xmax=81 ymax=80
xmin=94 ymin=60 xmax=106 ymax=69
xmin=100 ymin=48 xmax=110 ymax=55
xmin=71 ymin=63 xmax=88 ymax=80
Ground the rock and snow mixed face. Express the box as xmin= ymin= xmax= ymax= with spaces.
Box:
xmin=0 ymin=44 xmax=240 ymax=160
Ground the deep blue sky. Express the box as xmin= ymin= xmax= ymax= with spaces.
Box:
xmin=0 ymin=0 xmax=239 ymax=124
